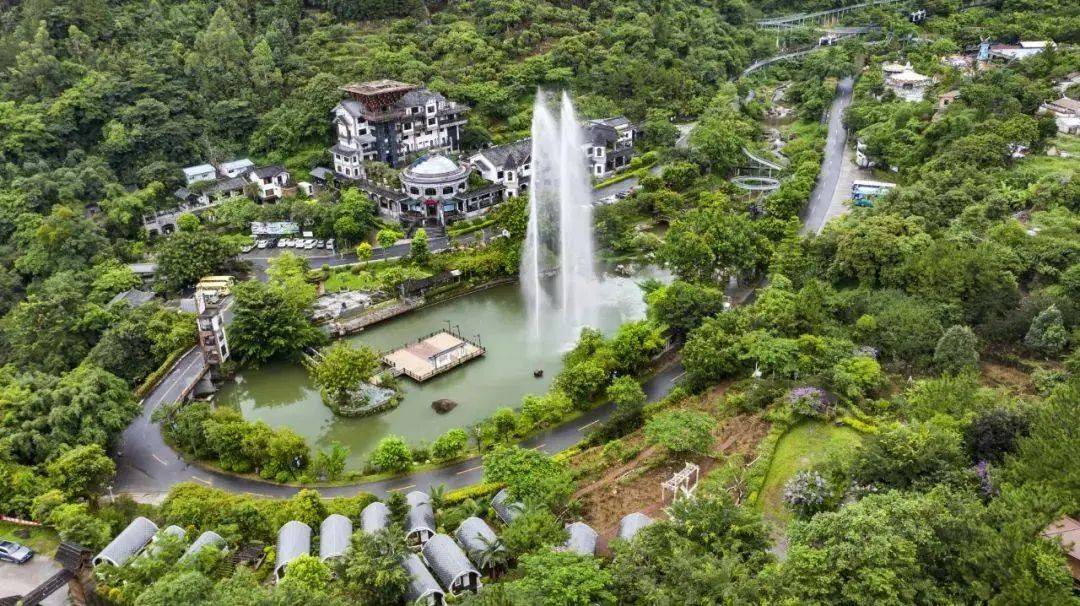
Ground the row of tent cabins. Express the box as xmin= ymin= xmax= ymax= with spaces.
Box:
xmin=93 ymin=494 xmax=652 ymax=606
xmin=93 ymin=516 xmax=226 ymax=568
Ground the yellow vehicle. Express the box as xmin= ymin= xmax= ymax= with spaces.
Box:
xmin=196 ymin=275 xmax=236 ymax=296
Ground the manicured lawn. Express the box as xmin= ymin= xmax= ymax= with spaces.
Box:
xmin=323 ymin=265 xmax=431 ymax=293
xmin=759 ymin=421 xmax=862 ymax=525
xmin=0 ymin=521 xmax=61 ymax=556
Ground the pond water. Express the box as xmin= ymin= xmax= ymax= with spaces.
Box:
xmin=215 ymin=270 xmax=667 ymax=466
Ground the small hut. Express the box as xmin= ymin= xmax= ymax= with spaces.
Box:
xmin=94 ymin=517 xmax=159 ymax=567
xmin=402 ymin=553 xmax=445 ymax=606
xmin=406 ymin=491 xmax=436 ymax=546
xmin=490 ymin=489 xmax=523 ymax=525
xmin=618 ymin=513 xmax=654 ymax=542
xmin=319 ymin=514 xmax=353 ymax=562
xmin=275 ymin=521 xmax=312 ymax=582
xmin=361 ymin=501 xmax=391 ymax=534
xmin=453 ymin=517 xmax=502 ymax=566
xmin=180 ymin=531 xmax=226 ymax=563
xmin=563 ymin=522 xmax=598 ymax=556
xmin=421 ymin=534 xmax=481 ymax=595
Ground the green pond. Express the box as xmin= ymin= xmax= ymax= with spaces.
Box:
xmin=215 ymin=271 xmax=666 ymax=466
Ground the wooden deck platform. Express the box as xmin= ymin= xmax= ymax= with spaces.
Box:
xmin=382 ymin=330 xmax=485 ymax=382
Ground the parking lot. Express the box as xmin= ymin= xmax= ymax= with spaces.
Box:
xmin=0 ymin=557 xmax=69 ymax=604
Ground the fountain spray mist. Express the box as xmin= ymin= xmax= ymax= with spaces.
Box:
xmin=520 ymin=90 xmax=598 ymax=342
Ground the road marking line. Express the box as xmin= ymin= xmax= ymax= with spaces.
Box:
xmin=670 ymin=372 xmax=686 ymax=383
xmin=191 ymin=475 xmax=212 ymax=486
xmin=151 ymin=454 xmax=168 ymax=466
xmin=387 ymin=483 xmax=416 ymax=492
xmin=244 ymin=491 xmax=271 ymax=498
xmin=531 ymin=443 xmax=546 ymax=451
xmin=578 ymin=420 xmax=599 ymax=432
xmin=455 ymin=466 xmax=482 ymax=475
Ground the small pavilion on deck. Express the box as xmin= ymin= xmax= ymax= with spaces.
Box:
xmin=383 ymin=329 xmax=485 ymax=382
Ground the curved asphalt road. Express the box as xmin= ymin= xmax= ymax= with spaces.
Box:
xmin=802 ymin=76 xmax=854 ymax=235
xmin=115 ymin=358 xmax=684 ymax=501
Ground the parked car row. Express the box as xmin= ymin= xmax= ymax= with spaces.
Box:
xmin=244 ymin=237 xmax=335 ymax=253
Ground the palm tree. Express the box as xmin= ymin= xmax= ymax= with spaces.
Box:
xmin=428 ymin=482 xmax=447 ymax=515
xmin=475 ymin=534 xmax=510 ymax=577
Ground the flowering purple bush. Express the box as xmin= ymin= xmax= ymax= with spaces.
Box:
xmin=974 ymin=460 xmax=998 ymax=498
xmin=783 ymin=470 xmax=832 ymax=517
xmin=787 ymin=386 xmax=833 ymax=419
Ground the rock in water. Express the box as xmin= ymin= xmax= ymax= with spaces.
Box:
xmin=432 ymin=398 xmax=458 ymax=414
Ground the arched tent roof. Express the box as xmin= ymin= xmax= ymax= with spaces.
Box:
xmin=618 ymin=513 xmax=654 ymax=541
xmin=361 ymin=501 xmax=390 ymax=534
xmin=180 ymin=531 xmax=226 ymax=563
xmin=161 ymin=525 xmax=186 ymax=539
xmin=406 ymin=491 xmax=436 ymax=540
xmin=490 ymin=489 xmax=523 ymax=525
xmin=94 ymin=517 xmax=159 ymax=567
xmin=402 ymin=553 xmax=445 ymax=605
xmin=275 ymin=521 xmax=312 ymax=581
xmin=421 ymin=534 xmax=480 ymax=592
xmin=564 ymin=522 xmax=598 ymax=556
xmin=319 ymin=514 xmax=353 ymax=562
xmin=454 ymin=517 xmax=501 ymax=562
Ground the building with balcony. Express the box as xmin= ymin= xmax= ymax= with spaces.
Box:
xmin=330 ymin=80 xmax=469 ymax=176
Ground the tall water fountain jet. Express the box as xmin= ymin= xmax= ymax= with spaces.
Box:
xmin=521 ymin=90 xmax=598 ymax=342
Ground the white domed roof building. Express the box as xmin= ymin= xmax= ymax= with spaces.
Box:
xmin=378 ymin=153 xmax=505 ymax=226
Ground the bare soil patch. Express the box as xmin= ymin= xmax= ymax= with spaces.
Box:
xmin=568 ymin=383 xmax=770 ymax=553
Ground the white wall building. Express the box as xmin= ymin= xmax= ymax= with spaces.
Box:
xmin=469 ymin=139 xmax=531 ymax=198
xmin=219 ymin=158 xmax=255 ymax=178
xmin=330 ymin=80 xmax=469 ymax=177
xmin=182 ymin=164 xmax=216 ymax=185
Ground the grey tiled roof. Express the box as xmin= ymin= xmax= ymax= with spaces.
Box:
xmin=310 ymin=167 xmax=334 ymax=180
xmin=618 ymin=512 xmax=654 ymax=541
xmin=491 ymin=489 xmax=523 ymax=525
xmin=205 ymin=176 xmax=247 ymax=194
xmin=319 ymin=514 xmax=352 ymax=562
xmin=475 ymin=139 xmax=531 ymax=169
xmin=591 ymin=116 xmax=631 ymax=129
xmin=453 ymin=517 xmax=501 ymax=561
xmin=180 ymin=531 xmax=225 ymax=563
xmin=406 ymin=491 xmax=436 ymax=540
xmin=162 ymin=525 xmax=186 ymax=539
xmin=564 ymin=522 xmax=598 ymax=556
xmin=421 ymin=534 xmax=479 ymax=590
xmin=275 ymin=521 xmax=312 ymax=579
xmin=108 ymin=289 xmax=156 ymax=308
xmin=94 ymin=517 xmax=158 ymax=567
xmin=361 ymin=501 xmax=390 ymax=534
xmin=402 ymin=553 xmax=444 ymax=604
xmin=251 ymin=165 xmax=287 ymax=179
xmin=584 ymin=123 xmax=618 ymax=147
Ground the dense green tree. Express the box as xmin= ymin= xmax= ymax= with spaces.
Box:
xmin=933 ymin=325 xmax=980 ymax=375
xmin=305 ymin=341 xmax=380 ymax=409
xmin=509 ymin=550 xmax=615 ymax=606
xmin=154 ymin=230 xmax=241 ymax=292
xmin=335 ymin=528 xmax=410 ymax=605
xmin=647 ymin=281 xmax=726 ymax=340
xmin=228 ymin=279 xmax=323 ymax=365
xmin=369 ymin=435 xmax=412 ymax=473
xmin=483 ymin=446 xmax=574 ymax=508
xmin=644 ymin=410 xmax=716 ymax=455
xmin=45 ymin=443 xmax=115 ymax=501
